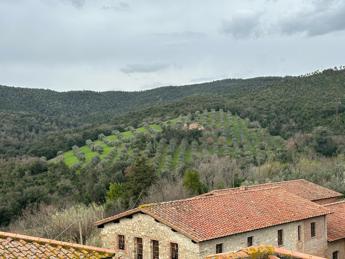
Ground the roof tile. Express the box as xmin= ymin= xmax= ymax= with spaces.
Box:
xmin=202 ymin=179 xmax=343 ymax=201
xmin=0 ymin=231 xmax=116 ymax=258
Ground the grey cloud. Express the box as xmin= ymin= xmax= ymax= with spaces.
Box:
xmin=312 ymin=0 xmax=337 ymax=12
xmin=222 ymin=11 xmax=262 ymax=39
xmin=221 ymin=0 xmax=345 ymax=38
xmin=64 ymin=0 xmax=85 ymax=8
xmin=150 ymin=31 xmax=206 ymax=46
xmin=102 ymin=2 xmax=130 ymax=11
xmin=121 ymin=63 xmax=170 ymax=74
xmin=153 ymin=31 xmax=205 ymax=39
xmin=280 ymin=1 xmax=345 ymax=36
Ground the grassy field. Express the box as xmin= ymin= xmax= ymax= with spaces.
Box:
xmin=55 ymin=111 xmax=284 ymax=172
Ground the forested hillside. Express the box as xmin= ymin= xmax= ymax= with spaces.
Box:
xmin=1 ymin=68 xmax=344 ymax=158
xmin=0 ymin=109 xmax=289 ymax=225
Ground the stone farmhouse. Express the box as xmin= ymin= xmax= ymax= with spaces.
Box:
xmin=96 ymin=179 xmax=345 ymax=259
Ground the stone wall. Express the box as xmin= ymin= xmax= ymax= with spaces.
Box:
xmin=327 ymin=239 xmax=345 ymax=259
xmin=99 ymin=213 xmax=327 ymax=259
xmin=199 ymin=216 xmax=327 ymax=258
xmin=301 ymin=216 xmax=328 ymax=256
xmin=99 ymin=213 xmax=200 ymax=259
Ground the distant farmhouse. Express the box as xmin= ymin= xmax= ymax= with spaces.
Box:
xmin=96 ymin=179 xmax=345 ymax=259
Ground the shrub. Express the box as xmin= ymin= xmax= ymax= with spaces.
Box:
xmin=92 ymin=156 xmax=100 ymax=165
xmin=183 ymin=169 xmax=207 ymax=195
xmin=312 ymin=127 xmax=338 ymax=156
xmin=9 ymin=203 xmax=104 ymax=245
xmin=94 ymin=145 xmax=104 ymax=154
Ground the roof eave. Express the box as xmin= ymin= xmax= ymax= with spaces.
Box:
xmin=95 ymin=208 xmax=141 ymax=227
xmin=312 ymin=194 xmax=344 ymax=202
xmin=94 ymin=208 xmax=202 ymax=242
xmin=198 ymin=212 xmax=331 ymax=242
xmin=328 ymin=237 xmax=345 ymax=242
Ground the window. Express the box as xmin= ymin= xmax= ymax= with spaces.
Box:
xmin=135 ymin=237 xmax=143 ymax=259
xmin=216 ymin=243 xmax=223 ymax=254
xmin=298 ymin=225 xmax=301 ymax=241
xmin=278 ymin=229 xmax=283 ymax=246
xmin=118 ymin=235 xmax=125 ymax=250
xmin=247 ymin=236 xmax=253 ymax=247
xmin=311 ymin=222 xmax=316 ymax=237
xmin=171 ymin=242 xmax=178 ymax=259
xmin=152 ymin=240 xmax=159 ymax=259
xmin=332 ymin=251 xmax=339 ymax=259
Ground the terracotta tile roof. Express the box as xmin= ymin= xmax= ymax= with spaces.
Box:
xmin=202 ymin=179 xmax=343 ymax=202
xmin=96 ymin=187 xmax=330 ymax=242
xmin=206 ymin=245 xmax=327 ymax=259
xmin=324 ymin=200 xmax=345 ymax=242
xmin=0 ymin=231 xmax=116 ymax=258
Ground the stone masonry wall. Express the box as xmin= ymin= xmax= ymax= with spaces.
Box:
xmin=301 ymin=216 xmax=328 ymax=256
xmin=199 ymin=216 xmax=327 ymax=258
xmin=327 ymin=239 xmax=345 ymax=259
xmin=99 ymin=214 xmax=327 ymax=259
xmin=99 ymin=213 xmax=200 ymax=259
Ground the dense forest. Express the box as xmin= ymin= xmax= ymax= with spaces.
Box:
xmin=0 ymin=68 xmax=344 ymax=244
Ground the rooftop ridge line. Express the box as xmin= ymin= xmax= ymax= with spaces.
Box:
xmin=324 ymin=199 xmax=345 ymax=207
xmin=140 ymin=186 xmax=283 ymax=208
xmin=205 ymin=179 xmax=343 ymax=199
xmin=206 ymin=179 xmax=305 ymax=193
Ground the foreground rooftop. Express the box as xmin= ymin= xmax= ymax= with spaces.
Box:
xmin=0 ymin=231 xmax=115 ymax=258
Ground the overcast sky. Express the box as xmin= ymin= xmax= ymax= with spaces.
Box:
xmin=1 ymin=0 xmax=345 ymax=91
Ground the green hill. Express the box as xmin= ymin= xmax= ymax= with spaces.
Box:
xmin=1 ymin=68 xmax=344 ymax=158
xmin=54 ymin=110 xmax=284 ymax=173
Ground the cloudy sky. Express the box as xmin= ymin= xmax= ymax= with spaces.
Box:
xmin=1 ymin=0 xmax=345 ymax=91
